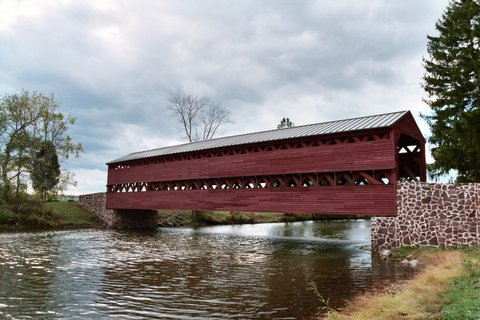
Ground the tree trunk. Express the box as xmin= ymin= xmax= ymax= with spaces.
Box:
xmin=1 ymin=145 xmax=12 ymax=200
xmin=1 ymin=168 xmax=10 ymax=199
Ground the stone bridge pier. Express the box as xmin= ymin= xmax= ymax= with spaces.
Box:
xmin=80 ymin=182 xmax=480 ymax=250
xmin=79 ymin=193 xmax=157 ymax=229
xmin=372 ymin=181 xmax=480 ymax=250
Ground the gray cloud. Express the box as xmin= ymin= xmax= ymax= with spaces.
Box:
xmin=0 ymin=0 xmax=448 ymax=194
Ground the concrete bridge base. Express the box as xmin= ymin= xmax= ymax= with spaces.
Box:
xmin=79 ymin=193 xmax=157 ymax=229
xmin=372 ymin=181 xmax=480 ymax=251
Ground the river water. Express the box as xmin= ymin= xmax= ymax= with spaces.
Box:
xmin=0 ymin=220 xmax=409 ymax=319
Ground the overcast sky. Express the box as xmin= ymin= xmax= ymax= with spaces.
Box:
xmin=0 ymin=0 xmax=449 ymax=194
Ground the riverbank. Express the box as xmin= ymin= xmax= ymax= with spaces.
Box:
xmin=0 ymin=199 xmax=365 ymax=230
xmin=158 ymin=210 xmax=364 ymax=227
xmin=0 ymin=200 xmax=101 ymax=230
xmin=323 ymin=246 xmax=480 ymax=320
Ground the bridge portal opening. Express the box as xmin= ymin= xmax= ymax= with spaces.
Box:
xmin=398 ymin=133 xmax=423 ymax=181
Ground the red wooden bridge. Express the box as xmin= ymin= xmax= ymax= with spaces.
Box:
xmin=106 ymin=111 xmax=426 ymax=217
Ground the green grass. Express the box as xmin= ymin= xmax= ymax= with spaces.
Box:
xmin=442 ymin=247 xmax=480 ymax=320
xmin=327 ymin=249 xmax=464 ymax=319
xmin=157 ymin=210 xmax=195 ymax=226
xmin=45 ymin=201 xmax=99 ymax=227
xmin=392 ymin=245 xmax=446 ymax=260
xmin=0 ymin=199 xmax=100 ymax=230
xmin=325 ymin=246 xmax=480 ymax=320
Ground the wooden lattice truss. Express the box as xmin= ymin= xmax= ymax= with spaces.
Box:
xmin=108 ymin=170 xmax=393 ymax=193
xmin=108 ymin=129 xmax=423 ymax=193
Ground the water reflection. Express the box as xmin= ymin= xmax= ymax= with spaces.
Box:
xmin=0 ymin=232 xmax=59 ymax=318
xmin=190 ymin=219 xmax=370 ymax=241
xmin=0 ymin=220 xmax=412 ymax=319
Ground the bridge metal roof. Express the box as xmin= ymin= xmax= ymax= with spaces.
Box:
xmin=108 ymin=110 xmax=409 ymax=164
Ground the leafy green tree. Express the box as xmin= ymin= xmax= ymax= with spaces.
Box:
xmin=31 ymin=141 xmax=60 ymax=201
xmin=277 ymin=117 xmax=294 ymax=129
xmin=422 ymin=0 xmax=480 ymax=182
xmin=0 ymin=91 xmax=39 ymax=197
xmin=0 ymin=90 xmax=82 ymax=199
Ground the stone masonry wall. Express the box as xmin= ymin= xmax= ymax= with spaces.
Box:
xmin=79 ymin=193 xmax=114 ymax=226
xmin=372 ymin=181 xmax=480 ymax=250
xmin=79 ymin=192 xmax=158 ymax=229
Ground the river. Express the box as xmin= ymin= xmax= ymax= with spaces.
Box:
xmin=0 ymin=220 xmax=410 ymax=319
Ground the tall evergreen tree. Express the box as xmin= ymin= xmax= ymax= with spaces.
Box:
xmin=277 ymin=117 xmax=294 ymax=129
xmin=31 ymin=141 xmax=60 ymax=201
xmin=422 ymin=0 xmax=480 ymax=182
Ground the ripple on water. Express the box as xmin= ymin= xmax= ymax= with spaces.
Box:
xmin=0 ymin=221 xmax=414 ymax=319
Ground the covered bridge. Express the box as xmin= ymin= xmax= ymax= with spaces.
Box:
xmin=106 ymin=110 xmax=426 ymax=216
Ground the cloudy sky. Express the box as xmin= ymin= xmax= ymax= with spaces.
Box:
xmin=0 ymin=0 xmax=449 ymax=194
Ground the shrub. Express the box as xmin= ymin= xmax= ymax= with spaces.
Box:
xmin=7 ymin=194 xmax=54 ymax=225
xmin=0 ymin=210 xmax=13 ymax=224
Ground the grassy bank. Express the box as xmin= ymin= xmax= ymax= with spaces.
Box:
xmin=157 ymin=210 xmax=363 ymax=227
xmin=2 ymin=198 xmax=364 ymax=230
xmin=323 ymin=246 xmax=480 ymax=320
xmin=45 ymin=201 xmax=101 ymax=227
xmin=442 ymin=247 xmax=480 ymax=319
xmin=0 ymin=199 xmax=100 ymax=230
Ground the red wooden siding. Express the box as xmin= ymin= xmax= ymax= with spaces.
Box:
xmin=108 ymin=138 xmax=395 ymax=185
xmin=393 ymin=113 xmax=426 ymax=144
xmin=106 ymin=185 xmax=396 ymax=216
xmin=105 ymin=111 xmax=426 ymax=217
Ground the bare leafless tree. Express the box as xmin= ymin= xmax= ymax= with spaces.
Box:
xmin=167 ymin=89 xmax=231 ymax=142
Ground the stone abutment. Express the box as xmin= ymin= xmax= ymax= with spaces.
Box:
xmin=79 ymin=193 xmax=157 ymax=229
xmin=372 ymin=181 xmax=480 ymax=250
xmin=81 ymin=183 xmax=480 ymax=246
